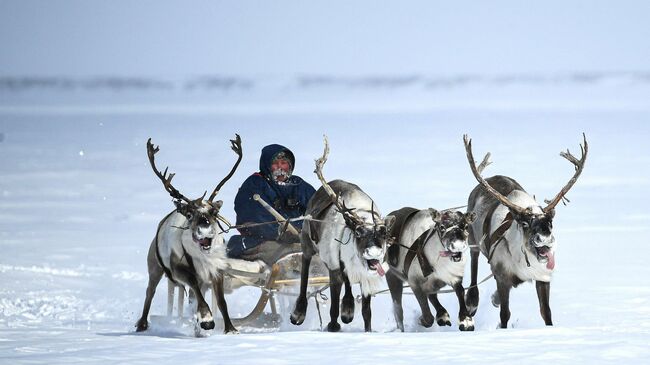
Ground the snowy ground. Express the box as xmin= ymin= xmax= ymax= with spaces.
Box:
xmin=1 ymin=75 xmax=650 ymax=364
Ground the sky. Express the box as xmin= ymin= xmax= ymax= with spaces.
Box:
xmin=1 ymin=0 xmax=649 ymax=76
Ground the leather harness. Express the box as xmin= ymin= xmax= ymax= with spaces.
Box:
xmin=482 ymin=204 xmax=514 ymax=263
xmin=387 ymin=208 xmax=437 ymax=278
xmin=401 ymin=228 xmax=436 ymax=277
xmin=392 ymin=206 xmax=515 ymax=278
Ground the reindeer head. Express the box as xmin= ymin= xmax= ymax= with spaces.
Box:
xmin=314 ymin=135 xmax=395 ymax=276
xmin=353 ymin=210 xmax=396 ymax=276
xmin=173 ymin=199 xmax=226 ymax=250
xmin=431 ymin=209 xmax=476 ymax=262
xmin=507 ymin=206 xmax=556 ymax=267
xmin=147 ymin=135 xmax=243 ymax=251
xmin=463 ymin=134 xmax=587 ymax=270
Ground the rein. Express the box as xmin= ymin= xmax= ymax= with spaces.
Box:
xmin=219 ymin=204 xmax=469 ymax=234
xmin=365 ymin=272 xmax=495 ymax=298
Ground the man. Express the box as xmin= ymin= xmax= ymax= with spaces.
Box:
xmin=227 ymin=144 xmax=316 ymax=265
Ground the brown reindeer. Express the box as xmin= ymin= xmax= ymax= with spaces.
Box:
xmin=135 ymin=135 xmax=242 ymax=334
xmin=290 ymin=136 xmax=395 ymax=332
xmin=463 ymin=134 xmax=587 ymax=328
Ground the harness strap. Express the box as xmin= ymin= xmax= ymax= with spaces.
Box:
xmin=486 ymin=212 xmax=514 ymax=263
xmin=403 ymin=228 xmax=436 ymax=277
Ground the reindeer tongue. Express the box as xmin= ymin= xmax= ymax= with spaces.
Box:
xmin=372 ymin=262 xmax=385 ymax=276
xmin=546 ymin=251 xmax=555 ymax=270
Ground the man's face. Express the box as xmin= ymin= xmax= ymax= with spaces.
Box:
xmin=271 ymin=158 xmax=291 ymax=182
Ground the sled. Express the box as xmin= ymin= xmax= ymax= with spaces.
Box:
xmin=159 ymin=251 xmax=329 ymax=328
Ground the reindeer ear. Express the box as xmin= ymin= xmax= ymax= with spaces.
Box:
xmin=428 ymin=208 xmax=441 ymax=222
xmin=174 ymin=201 xmax=193 ymax=220
xmin=212 ymin=200 xmax=223 ymax=209
xmin=465 ymin=212 xmax=477 ymax=224
xmin=510 ymin=207 xmax=524 ymax=221
xmin=384 ymin=215 xmax=396 ymax=233
xmin=546 ymin=208 xmax=555 ymax=220
xmin=511 ymin=209 xmax=530 ymax=227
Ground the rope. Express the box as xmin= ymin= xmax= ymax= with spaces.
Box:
xmin=220 ymin=203 xmax=469 ymax=234
xmin=314 ymin=295 xmax=323 ymax=330
xmin=368 ymin=272 xmax=494 ymax=298
xmin=219 ymin=215 xmax=320 ymax=234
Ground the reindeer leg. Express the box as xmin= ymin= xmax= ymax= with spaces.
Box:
xmin=465 ymin=247 xmax=480 ymax=316
xmin=386 ymin=271 xmax=405 ymax=332
xmin=340 ymin=271 xmax=355 ymax=324
xmin=136 ymin=244 xmax=164 ymax=332
xmin=326 ymin=268 xmax=343 ymax=332
xmin=428 ymin=289 xmax=451 ymax=327
xmin=135 ymin=268 xmax=163 ymax=332
xmin=361 ymin=293 xmax=372 ymax=332
xmin=453 ymin=281 xmax=474 ymax=331
xmin=535 ymin=281 xmax=553 ymax=326
xmin=213 ymin=274 xmax=238 ymax=334
xmin=412 ymin=285 xmax=435 ymax=328
xmin=174 ymin=266 xmax=214 ymax=331
xmin=290 ymin=254 xmax=312 ymax=326
xmin=495 ymin=278 xmax=512 ymax=329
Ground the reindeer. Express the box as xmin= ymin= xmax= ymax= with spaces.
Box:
xmin=386 ymin=207 xmax=476 ymax=332
xmin=290 ymin=136 xmax=395 ymax=332
xmin=135 ymin=135 xmax=243 ymax=334
xmin=463 ymin=134 xmax=587 ymax=328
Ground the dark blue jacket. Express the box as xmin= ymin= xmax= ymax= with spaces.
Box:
xmin=227 ymin=144 xmax=316 ymax=258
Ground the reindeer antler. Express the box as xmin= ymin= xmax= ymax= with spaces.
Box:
xmin=209 ymin=134 xmax=243 ymax=202
xmin=463 ymin=135 xmax=527 ymax=215
xmin=146 ymin=138 xmax=193 ymax=204
xmin=543 ymin=133 xmax=588 ymax=212
xmin=314 ymin=135 xmax=365 ymax=227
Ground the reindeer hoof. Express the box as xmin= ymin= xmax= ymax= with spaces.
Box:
xmin=491 ymin=291 xmax=501 ymax=308
xmin=459 ymin=317 xmax=475 ymax=331
xmin=290 ymin=298 xmax=307 ymax=325
xmin=200 ymin=320 xmax=215 ymax=330
xmin=224 ymin=327 xmax=239 ymax=335
xmin=436 ymin=312 xmax=451 ymax=327
xmin=327 ymin=322 xmax=341 ymax=332
xmin=465 ymin=289 xmax=479 ymax=316
xmin=419 ymin=315 xmax=434 ymax=328
xmin=341 ymin=295 xmax=355 ymax=324
xmin=341 ymin=313 xmax=354 ymax=324
xmin=290 ymin=310 xmax=306 ymax=326
xmin=341 ymin=298 xmax=355 ymax=324
xmin=135 ymin=319 xmax=149 ymax=332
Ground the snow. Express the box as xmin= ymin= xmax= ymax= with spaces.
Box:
xmin=0 ymin=52 xmax=650 ymax=364
xmin=1 ymin=75 xmax=650 ymax=364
